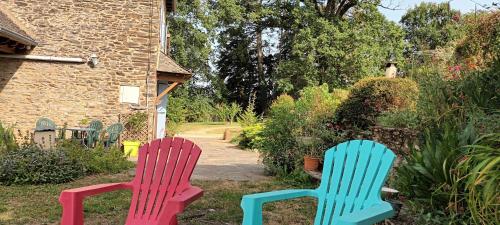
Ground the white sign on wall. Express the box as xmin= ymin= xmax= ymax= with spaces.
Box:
xmin=119 ymin=85 xmax=140 ymax=104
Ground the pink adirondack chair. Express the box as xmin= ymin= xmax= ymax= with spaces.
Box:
xmin=59 ymin=137 xmax=203 ymax=225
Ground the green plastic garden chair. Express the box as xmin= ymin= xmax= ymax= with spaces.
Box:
xmin=104 ymin=123 xmax=123 ymax=147
xmin=241 ymin=140 xmax=396 ymax=225
xmin=85 ymin=120 xmax=103 ymax=147
xmin=35 ymin=118 xmax=56 ymax=131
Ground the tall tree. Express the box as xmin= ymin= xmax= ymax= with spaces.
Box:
xmin=214 ymin=0 xmax=278 ymax=113
xmin=401 ymin=2 xmax=462 ymax=55
xmin=169 ymin=0 xmax=217 ymax=97
xmin=275 ymin=2 xmax=404 ymax=94
xmin=310 ymin=0 xmax=382 ymax=20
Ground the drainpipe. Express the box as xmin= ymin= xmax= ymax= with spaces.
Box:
xmin=0 ymin=54 xmax=86 ymax=63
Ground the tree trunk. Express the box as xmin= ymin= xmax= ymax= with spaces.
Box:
xmin=256 ymin=27 xmax=264 ymax=86
xmin=255 ymin=0 xmax=266 ymax=109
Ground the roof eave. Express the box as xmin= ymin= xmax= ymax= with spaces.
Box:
xmin=0 ymin=27 xmax=37 ymax=46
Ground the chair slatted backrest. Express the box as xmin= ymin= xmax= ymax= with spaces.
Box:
xmin=106 ymin=123 xmax=123 ymax=146
xmin=35 ymin=118 xmax=56 ymax=131
xmin=313 ymin=140 xmax=395 ymax=225
xmin=87 ymin=120 xmax=103 ymax=144
xmin=125 ymin=137 xmax=202 ymax=225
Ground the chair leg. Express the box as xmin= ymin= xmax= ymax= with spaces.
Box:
xmin=241 ymin=198 xmax=263 ymax=225
xmin=169 ymin=216 xmax=178 ymax=225
xmin=59 ymin=193 xmax=84 ymax=225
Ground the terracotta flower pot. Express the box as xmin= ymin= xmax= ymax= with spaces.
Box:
xmin=304 ymin=155 xmax=320 ymax=171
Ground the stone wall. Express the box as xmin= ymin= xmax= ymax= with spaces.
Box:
xmin=343 ymin=126 xmax=419 ymax=164
xmin=369 ymin=126 xmax=419 ymax=158
xmin=0 ymin=0 xmax=163 ymax=140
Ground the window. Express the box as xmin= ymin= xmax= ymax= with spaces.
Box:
xmin=120 ymin=85 xmax=140 ymax=104
xmin=159 ymin=0 xmax=168 ymax=53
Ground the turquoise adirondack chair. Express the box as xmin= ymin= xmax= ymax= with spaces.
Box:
xmin=86 ymin=120 xmax=103 ymax=147
xmin=241 ymin=140 xmax=396 ymax=225
xmin=104 ymin=123 xmax=123 ymax=147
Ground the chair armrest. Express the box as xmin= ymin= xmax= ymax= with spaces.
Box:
xmin=337 ymin=201 xmax=394 ymax=225
xmin=241 ymin=189 xmax=317 ymax=225
xmin=167 ymin=186 xmax=204 ymax=212
xmin=59 ymin=182 xmax=132 ymax=225
xmin=242 ymin=189 xmax=317 ymax=205
xmin=60 ymin=182 xmax=132 ymax=199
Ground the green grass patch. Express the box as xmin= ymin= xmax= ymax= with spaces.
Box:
xmin=0 ymin=173 xmax=318 ymax=225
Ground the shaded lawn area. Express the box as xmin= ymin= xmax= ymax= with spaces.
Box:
xmin=0 ymin=173 xmax=317 ymax=225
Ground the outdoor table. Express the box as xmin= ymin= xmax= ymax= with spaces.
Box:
xmin=66 ymin=127 xmax=95 ymax=147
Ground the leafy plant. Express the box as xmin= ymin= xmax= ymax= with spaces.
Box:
xmin=126 ymin=112 xmax=148 ymax=132
xmin=335 ymin=77 xmax=419 ymax=128
xmin=59 ymin=141 xmax=134 ymax=175
xmin=0 ymin=121 xmax=17 ymax=155
xmin=227 ymin=102 xmax=242 ymax=124
xmin=457 ymin=134 xmax=500 ymax=224
xmin=377 ymin=109 xmax=420 ymax=129
xmin=0 ymin=141 xmax=134 ymax=185
xmin=237 ymin=123 xmax=264 ymax=150
xmin=260 ymin=95 xmax=300 ymax=175
xmin=238 ymin=94 xmax=259 ymax=127
xmin=79 ymin=118 xmax=90 ymax=126
xmin=215 ymin=103 xmax=230 ymax=122
xmin=185 ymin=96 xmax=215 ymax=122
xmin=396 ymin=123 xmax=465 ymax=211
xmin=0 ymin=146 xmax=85 ymax=185
xmin=296 ymin=84 xmax=344 ymax=135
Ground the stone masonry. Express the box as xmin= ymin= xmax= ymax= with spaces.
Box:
xmin=0 ymin=0 xmax=164 ymax=139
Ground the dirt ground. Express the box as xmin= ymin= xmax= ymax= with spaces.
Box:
xmin=177 ymin=123 xmax=269 ymax=181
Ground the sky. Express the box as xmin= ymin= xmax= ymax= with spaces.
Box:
xmin=378 ymin=0 xmax=499 ymax=23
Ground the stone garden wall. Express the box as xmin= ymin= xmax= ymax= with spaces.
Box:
xmin=369 ymin=126 xmax=419 ymax=158
xmin=344 ymin=126 xmax=419 ymax=164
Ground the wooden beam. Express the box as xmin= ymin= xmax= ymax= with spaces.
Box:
xmin=157 ymin=74 xmax=190 ymax=83
xmin=155 ymin=82 xmax=179 ymax=105
xmin=0 ymin=45 xmax=15 ymax=54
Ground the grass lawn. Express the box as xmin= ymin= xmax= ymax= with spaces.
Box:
xmin=0 ymin=173 xmax=317 ymax=225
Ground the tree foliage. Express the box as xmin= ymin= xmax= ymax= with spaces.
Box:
xmin=401 ymin=2 xmax=462 ymax=54
xmin=212 ymin=0 xmax=403 ymax=112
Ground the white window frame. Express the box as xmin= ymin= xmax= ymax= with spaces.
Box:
xmin=119 ymin=85 xmax=140 ymax=104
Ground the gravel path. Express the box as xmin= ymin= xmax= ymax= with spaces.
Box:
xmin=178 ymin=128 xmax=269 ymax=181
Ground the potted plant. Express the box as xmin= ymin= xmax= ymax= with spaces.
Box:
xmin=297 ymin=136 xmax=323 ymax=171
xmin=123 ymin=112 xmax=147 ymax=157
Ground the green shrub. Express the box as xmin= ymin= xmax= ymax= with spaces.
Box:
xmin=238 ymin=95 xmax=259 ymax=127
xmin=167 ymin=96 xmax=188 ymax=124
xmin=227 ymin=102 xmax=242 ymax=124
xmin=184 ymin=96 xmax=215 ymax=122
xmin=377 ymin=109 xmax=420 ymax=129
xmin=59 ymin=141 xmax=134 ymax=175
xmin=396 ymin=124 xmax=466 ymax=210
xmin=0 ymin=121 xmax=17 ymax=155
xmin=0 ymin=141 xmax=134 ymax=185
xmin=214 ymin=103 xmax=229 ymax=122
xmin=335 ymin=77 xmax=419 ymax=128
xmin=259 ymin=95 xmax=299 ymax=175
xmin=455 ymin=11 xmax=500 ymax=69
xmin=259 ymin=85 xmax=347 ymax=175
xmin=237 ymin=123 xmax=264 ymax=150
xmin=457 ymin=133 xmax=500 ymax=224
xmin=0 ymin=146 xmax=85 ymax=185
xmin=125 ymin=112 xmax=148 ymax=133
xmin=296 ymin=84 xmax=344 ymax=135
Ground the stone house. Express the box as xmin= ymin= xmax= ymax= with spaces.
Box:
xmin=0 ymin=0 xmax=191 ymax=141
